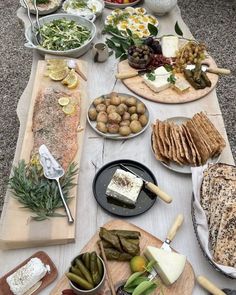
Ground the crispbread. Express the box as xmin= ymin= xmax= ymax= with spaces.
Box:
xmin=164 ymin=122 xmax=172 ymax=158
xmin=169 ymin=122 xmax=183 ymax=165
xmin=182 ymin=124 xmax=199 ymax=166
xmin=213 ymin=204 xmax=236 ymax=267
xmin=159 ymin=121 xmax=170 ymax=159
xmin=152 ymin=125 xmax=169 ymax=163
xmin=179 ymin=126 xmax=192 ymax=164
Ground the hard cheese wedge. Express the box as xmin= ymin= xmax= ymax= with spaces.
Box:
xmin=161 ymin=36 xmax=179 ymax=57
xmin=143 ymin=66 xmax=171 ymax=93
xmin=144 ymin=246 xmax=186 ymax=285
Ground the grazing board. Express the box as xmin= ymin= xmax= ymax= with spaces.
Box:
xmin=0 ymin=59 xmax=87 ymax=249
xmin=117 ymin=57 xmax=219 ymax=104
xmin=0 ymin=251 xmax=58 ymax=295
xmin=50 ymin=219 xmax=195 ymax=295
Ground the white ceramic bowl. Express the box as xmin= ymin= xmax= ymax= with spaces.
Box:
xmin=24 ymin=13 xmax=96 ymax=57
xmin=20 ymin=0 xmax=62 ymax=15
xmin=145 ymin=0 xmax=177 ymax=15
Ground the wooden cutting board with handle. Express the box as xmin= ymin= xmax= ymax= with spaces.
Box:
xmin=50 ymin=219 xmax=195 ymax=295
xmin=117 ymin=56 xmax=219 ymax=104
xmin=0 ymin=59 xmax=87 ymax=249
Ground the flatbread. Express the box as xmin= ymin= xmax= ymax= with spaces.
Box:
xmin=213 ymin=204 xmax=236 ymax=267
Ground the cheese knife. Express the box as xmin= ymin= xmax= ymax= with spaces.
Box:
xmin=186 ymin=64 xmax=231 ymax=75
xmin=119 ymin=164 xmax=172 ymax=203
xmin=197 ymin=276 xmax=230 ymax=295
xmin=160 ymin=214 xmax=184 ymax=252
xmin=116 ymin=69 xmax=150 ymax=80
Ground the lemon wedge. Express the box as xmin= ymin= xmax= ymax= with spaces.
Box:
xmin=62 ymin=104 xmax=76 ymax=115
xmin=62 ymin=69 xmax=79 ymax=89
xmin=47 ymin=59 xmax=67 ymax=67
xmin=58 ymin=96 xmax=70 ymax=106
xmin=49 ymin=67 xmax=70 ymax=81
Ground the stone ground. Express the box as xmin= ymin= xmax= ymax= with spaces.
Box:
xmin=0 ymin=0 xmax=235 ymax=214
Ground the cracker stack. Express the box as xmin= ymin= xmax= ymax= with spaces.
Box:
xmin=200 ymin=163 xmax=236 ymax=268
xmin=152 ymin=112 xmax=226 ymax=166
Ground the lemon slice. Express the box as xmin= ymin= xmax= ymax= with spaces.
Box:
xmin=62 ymin=69 xmax=79 ymax=89
xmin=62 ymin=104 xmax=76 ymax=115
xmin=58 ymin=96 xmax=70 ymax=106
xmin=47 ymin=59 xmax=67 ymax=67
xmin=49 ymin=67 xmax=70 ymax=81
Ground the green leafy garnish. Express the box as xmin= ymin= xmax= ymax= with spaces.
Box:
xmin=147 ymin=23 xmax=158 ymax=36
xmin=146 ymin=72 xmax=156 ymax=81
xmin=175 ymin=21 xmax=183 ymax=37
xmin=9 ymin=160 xmax=78 ymax=221
xmin=164 ymin=64 xmax=173 ymax=72
xmin=167 ymin=74 xmax=177 ymax=84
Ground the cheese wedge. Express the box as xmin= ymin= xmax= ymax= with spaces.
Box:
xmin=143 ymin=66 xmax=171 ymax=93
xmin=173 ymin=77 xmax=190 ymax=93
xmin=144 ymin=246 xmax=186 ymax=285
xmin=161 ymin=36 xmax=179 ymax=57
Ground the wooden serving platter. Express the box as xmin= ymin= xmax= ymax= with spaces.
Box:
xmin=0 ymin=251 xmax=57 ymax=295
xmin=0 ymin=59 xmax=87 ymax=249
xmin=50 ymin=220 xmax=195 ymax=295
xmin=117 ymin=57 xmax=219 ymax=104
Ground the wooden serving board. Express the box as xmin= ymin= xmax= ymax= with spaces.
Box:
xmin=0 ymin=59 xmax=87 ymax=249
xmin=0 ymin=251 xmax=57 ymax=295
xmin=50 ymin=220 xmax=195 ymax=295
xmin=118 ymin=57 xmax=219 ymax=104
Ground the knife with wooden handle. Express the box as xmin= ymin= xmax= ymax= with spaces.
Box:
xmin=119 ymin=164 xmax=173 ymax=203
xmin=197 ymin=276 xmax=227 ymax=295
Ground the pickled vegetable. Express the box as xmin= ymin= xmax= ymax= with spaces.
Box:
xmin=75 ymin=259 xmax=93 ymax=285
xmin=65 ymin=272 xmax=94 ymax=290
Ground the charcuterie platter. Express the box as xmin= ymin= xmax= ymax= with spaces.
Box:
xmin=50 ymin=219 xmax=195 ymax=295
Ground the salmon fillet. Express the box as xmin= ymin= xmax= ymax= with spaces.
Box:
xmin=31 ymin=88 xmax=80 ymax=170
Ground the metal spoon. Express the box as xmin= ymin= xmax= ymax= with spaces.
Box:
xmin=39 ymin=144 xmax=74 ymax=223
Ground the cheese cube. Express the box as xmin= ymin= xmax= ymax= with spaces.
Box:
xmin=143 ymin=66 xmax=171 ymax=93
xmin=173 ymin=77 xmax=190 ymax=93
xmin=106 ymin=169 xmax=143 ymax=205
xmin=144 ymin=246 xmax=186 ymax=285
xmin=161 ymin=36 xmax=179 ymax=57
xmin=6 ymin=258 xmax=50 ymax=295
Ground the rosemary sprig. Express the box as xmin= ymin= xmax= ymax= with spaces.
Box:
xmin=9 ymin=160 xmax=78 ymax=221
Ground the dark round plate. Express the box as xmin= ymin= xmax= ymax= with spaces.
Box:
xmin=92 ymin=159 xmax=157 ymax=217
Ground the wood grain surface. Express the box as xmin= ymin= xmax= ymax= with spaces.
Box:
xmin=0 ymin=59 xmax=88 ymax=249
xmin=50 ymin=219 xmax=195 ymax=295
xmin=117 ymin=58 xmax=219 ymax=104
xmin=0 ymin=251 xmax=57 ymax=295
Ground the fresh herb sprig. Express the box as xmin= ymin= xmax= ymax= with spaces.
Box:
xmin=167 ymin=74 xmax=177 ymax=84
xmin=9 ymin=160 xmax=78 ymax=221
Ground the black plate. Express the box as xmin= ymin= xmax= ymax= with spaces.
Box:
xmin=93 ymin=159 xmax=157 ymax=217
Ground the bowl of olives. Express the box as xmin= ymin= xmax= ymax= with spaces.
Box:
xmin=128 ymin=45 xmax=153 ymax=69
xmin=87 ymin=92 xmax=150 ymax=140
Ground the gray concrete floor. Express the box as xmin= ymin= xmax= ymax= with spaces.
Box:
xmin=0 ymin=0 xmax=235 ymax=214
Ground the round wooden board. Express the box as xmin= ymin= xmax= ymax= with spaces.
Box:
xmin=118 ymin=57 xmax=219 ymax=104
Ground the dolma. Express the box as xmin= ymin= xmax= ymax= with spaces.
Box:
xmin=99 ymin=227 xmax=122 ymax=252
xmin=110 ymin=230 xmax=141 ymax=239
xmin=104 ymin=248 xmax=133 ymax=261
xmin=119 ymin=237 xmax=140 ymax=256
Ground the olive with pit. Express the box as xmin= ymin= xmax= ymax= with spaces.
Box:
xmin=131 ymin=113 xmax=138 ymax=121
xmin=96 ymin=103 xmax=106 ymax=113
xmin=119 ymin=126 xmax=131 ymax=136
xmin=93 ymin=97 xmax=104 ymax=107
xmin=96 ymin=122 xmax=107 ymax=133
xmin=139 ymin=114 xmax=148 ymax=126
xmin=136 ymin=102 xmax=146 ymax=114
xmin=110 ymin=93 xmax=121 ymax=106
xmin=126 ymin=97 xmax=137 ymax=107
xmin=120 ymin=120 xmax=130 ymax=127
xmin=128 ymin=106 xmax=137 ymax=114
xmin=107 ymin=105 xmax=117 ymax=114
xmin=122 ymin=112 xmax=131 ymax=121
xmin=97 ymin=111 xmax=108 ymax=123
xmin=107 ymin=123 xmax=119 ymax=134
xmin=130 ymin=120 xmax=142 ymax=133
xmin=88 ymin=108 xmax=97 ymax=121
xmin=108 ymin=112 xmax=122 ymax=124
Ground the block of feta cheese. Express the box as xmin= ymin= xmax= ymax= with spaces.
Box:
xmin=6 ymin=257 xmax=50 ymax=295
xmin=143 ymin=66 xmax=171 ymax=93
xmin=161 ymin=36 xmax=179 ymax=57
xmin=144 ymin=246 xmax=186 ymax=285
xmin=106 ymin=169 xmax=143 ymax=205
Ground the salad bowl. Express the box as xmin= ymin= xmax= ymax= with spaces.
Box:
xmin=24 ymin=13 xmax=96 ymax=57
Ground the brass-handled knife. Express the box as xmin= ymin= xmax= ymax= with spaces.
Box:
xmin=119 ymin=164 xmax=173 ymax=203
xmin=197 ymin=276 xmax=228 ymax=295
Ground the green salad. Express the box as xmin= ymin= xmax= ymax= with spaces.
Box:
xmin=39 ymin=18 xmax=91 ymax=51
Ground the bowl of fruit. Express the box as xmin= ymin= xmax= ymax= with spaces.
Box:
xmin=66 ymin=252 xmax=106 ymax=295
xmin=104 ymin=0 xmax=141 ymax=9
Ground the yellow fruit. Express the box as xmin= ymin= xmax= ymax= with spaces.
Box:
xmin=49 ymin=67 xmax=70 ymax=81
xmin=58 ymin=96 xmax=70 ymax=106
xmin=130 ymin=256 xmax=147 ymax=273
xmin=47 ymin=59 xmax=67 ymax=67
xmin=62 ymin=104 xmax=76 ymax=115
xmin=62 ymin=69 xmax=79 ymax=89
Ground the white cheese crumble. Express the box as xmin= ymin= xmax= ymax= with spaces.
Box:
xmin=106 ymin=169 xmax=143 ymax=205
xmin=6 ymin=257 xmax=50 ymax=295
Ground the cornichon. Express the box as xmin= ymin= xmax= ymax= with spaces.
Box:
xmin=66 ymin=272 xmax=94 ymax=290
xmin=96 ymin=256 xmax=103 ymax=281
xmin=70 ymin=266 xmax=83 ymax=278
xmin=90 ymin=252 xmax=100 ymax=286
xmin=75 ymin=259 xmax=94 ymax=285
xmin=82 ymin=252 xmax=90 ymax=270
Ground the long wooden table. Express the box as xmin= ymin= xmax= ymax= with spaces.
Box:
xmin=0 ymin=4 xmax=235 ymax=294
